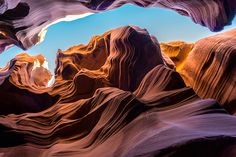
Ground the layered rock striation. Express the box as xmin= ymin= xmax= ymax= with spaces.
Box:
xmin=0 ymin=62 xmax=236 ymax=157
xmin=0 ymin=26 xmax=164 ymax=114
xmin=0 ymin=0 xmax=235 ymax=53
xmin=179 ymin=29 xmax=236 ymax=114
xmin=0 ymin=26 xmax=235 ymax=156
xmin=160 ymin=29 xmax=236 ymax=115
xmin=0 ymin=53 xmax=59 ymax=115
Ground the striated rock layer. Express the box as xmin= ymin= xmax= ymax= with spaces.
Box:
xmin=0 ymin=64 xmax=236 ymax=157
xmin=0 ymin=0 xmax=236 ymax=53
xmin=53 ymin=26 xmax=164 ymax=104
xmin=0 ymin=26 xmax=164 ymax=114
xmin=178 ymin=29 xmax=236 ymax=114
xmin=0 ymin=26 xmax=236 ymax=156
xmin=0 ymin=53 xmax=59 ymax=115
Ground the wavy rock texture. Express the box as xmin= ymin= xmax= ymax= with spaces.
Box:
xmin=179 ymin=29 xmax=236 ymax=114
xmin=0 ymin=53 xmax=59 ymax=115
xmin=1 ymin=64 xmax=236 ymax=157
xmin=52 ymin=26 xmax=164 ymax=104
xmin=0 ymin=26 xmax=236 ymax=157
xmin=0 ymin=26 xmax=163 ymax=114
xmin=0 ymin=0 xmax=235 ymax=53
xmin=0 ymin=26 xmax=235 ymax=157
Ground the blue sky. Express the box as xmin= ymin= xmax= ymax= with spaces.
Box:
xmin=1 ymin=4 xmax=235 ymax=71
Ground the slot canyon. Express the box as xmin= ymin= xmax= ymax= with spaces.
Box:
xmin=0 ymin=0 xmax=235 ymax=157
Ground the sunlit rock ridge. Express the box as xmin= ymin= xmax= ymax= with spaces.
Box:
xmin=0 ymin=25 xmax=235 ymax=157
xmin=0 ymin=0 xmax=236 ymax=53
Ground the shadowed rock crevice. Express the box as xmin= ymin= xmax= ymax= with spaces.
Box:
xmin=0 ymin=2 xmax=30 ymax=20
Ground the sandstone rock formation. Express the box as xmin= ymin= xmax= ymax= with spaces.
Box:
xmin=0 ymin=26 xmax=235 ymax=157
xmin=0 ymin=53 xmax=58 ymax=115
xmin=53 ymin=26 xmax=164 ymax=103
xmin=0 ymin=0 xmax=235 ymax=53
xmin=160 ymin=41 xmax=194 ymax=71
xmin=0 ymin=64 xmax=236 ymax=157
xmin=159 ymin=29 xmax=236 ymax=115
xmin=178 ymin=29 xmax=236 ymax=114
xmin=0 ymin=26 xmax=164 ymax=114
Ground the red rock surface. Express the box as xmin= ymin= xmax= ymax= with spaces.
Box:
xmin=0 ymin=53 xmax=58 ymax=115
xmin=180 ymin=29 xmax=236 ymax=114
xmin=0 ymin=26 xmax=163 ymax=114
xmin=0 ymin=26 xmax=235 ymax=156
xmin=0 ymin=0 xmax=235 ymax=53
